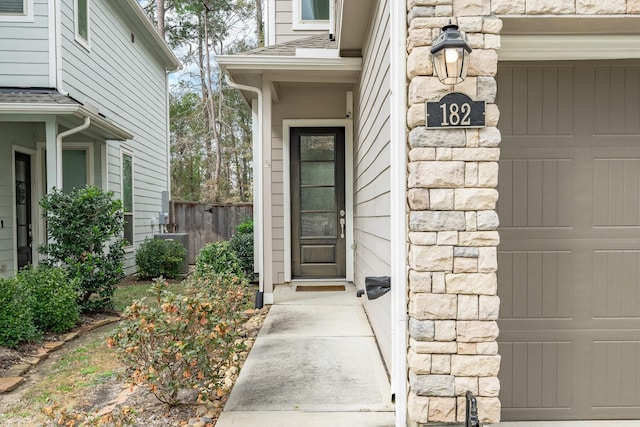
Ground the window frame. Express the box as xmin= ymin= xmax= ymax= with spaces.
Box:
xmin=121 ymin=149 xmax=134 ymax=249
xmin=292 ymin=0 xmax=330 ymax=31
xmin=74 ymin=0 xmax=91 ymax=50
xmin=0 ymin=0 xmax=34 ymax=22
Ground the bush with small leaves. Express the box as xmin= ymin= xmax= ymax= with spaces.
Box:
xmin=15 ymin=264 xmax=80 ymax=333
xmin=108 ymin=275 xmax=251 ymax=406
xmin=0 ymin=277 xmax=39 ymax=348
xmin=195 ymin=241 xmax=244 ymax=278
xmin=229 ymin=220 xmax=255 ymax=280
xmin=39 ymin=186 xmax=125 ymax=310
xmin=135 ymin=238 xmax=187 ymax=280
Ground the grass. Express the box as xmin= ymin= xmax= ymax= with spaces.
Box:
xmin=111 ymin=278 xmax=184 ymax=311
xmin=0 ymin=280 xmax=186 ymax=425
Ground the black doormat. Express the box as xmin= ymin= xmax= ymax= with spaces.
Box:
xmin=295 ymin=285 xmax=346 ymax=292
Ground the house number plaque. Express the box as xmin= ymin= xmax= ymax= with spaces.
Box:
xmin=426 ymin=92 xmax=485 ymax=129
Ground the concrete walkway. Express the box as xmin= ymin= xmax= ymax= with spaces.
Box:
xmin=216 ymin=283 xmax=395 ymax=427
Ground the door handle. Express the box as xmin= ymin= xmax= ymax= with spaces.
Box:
xmin=340 ymin=218 xmax=345 ymax=239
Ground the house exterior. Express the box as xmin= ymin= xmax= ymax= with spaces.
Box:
xmin=0 ymin=0 xmax=180 ymax=278
xmin=218 ymin=0 xmax=640 ymax=425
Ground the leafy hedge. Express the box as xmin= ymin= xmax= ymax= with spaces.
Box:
xmin=15 ymin=265 xmax=80 ymax=333
xmin=39 ymin=186 xmax=125 ymax=310
xmin=229 ymin=219 xmax=255 ymax=280
xmin=195 ymin=241 xmax=244 ymax=278
xmin=135 ymin=238 xmax=187 ymax=280
xmin=0 ymin=265 xmax=79 ymax=348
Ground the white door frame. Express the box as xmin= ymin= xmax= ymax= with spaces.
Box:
xmin=283 ymin=119 xmax=354 ymax=283
xmin=12 ymin=145 xmax=38 ymax=272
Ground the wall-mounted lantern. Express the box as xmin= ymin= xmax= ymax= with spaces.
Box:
xmin=430 ymin=22 xmax=472 ymax=85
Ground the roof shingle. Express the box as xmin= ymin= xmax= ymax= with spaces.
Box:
xmin=241 ymin=33 xmax=336 ymax=56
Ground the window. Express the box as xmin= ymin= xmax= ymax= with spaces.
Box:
xmin=293 ymin=0 xmax=329 ymax=30
xmin=75 ymin=0 xmax=90 ymax=48
xmin=122 ymin=151 xmax=133 ymax=247
xmin=0 ymin=0 xmax=24 ymax=14
xmin=0 ymin=0 xmax=33 ymax=22
xmin=301 ymin=0 xmax=329 ymax=20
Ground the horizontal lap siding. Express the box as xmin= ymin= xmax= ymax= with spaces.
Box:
xmin=354 ymin=0 xmax=391 ymax=368
xmin=60 ymin=0 xmax=169 ymax=271
xmin=0 ymin=0 xmax=49 ymax=87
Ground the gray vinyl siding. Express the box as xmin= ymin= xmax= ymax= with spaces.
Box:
xmin=353 ymin=0 xmax=391 ymax=368
xmin=60 ymin=0 xmax=169 ymax=272
xmin=274 ymin=0 xmax=328 ymax=44
xmin=0 ymin=0 xmax=49 ymax=87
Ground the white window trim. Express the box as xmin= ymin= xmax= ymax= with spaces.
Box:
xmin=292 ymin=0 xmax=330 ymax=31
xmin=283 ymin=119 xmax=354 ymax=283
xmin=120 ymin=148 xmax=134 ymax=250
xmin=0 ymin=0 xmax=34 ymax=23
xmin=74 ymin=0 xmax=91 ymax=50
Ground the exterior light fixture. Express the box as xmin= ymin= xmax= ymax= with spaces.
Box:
xmin=430 ymin=22 xmax=472 ymax=85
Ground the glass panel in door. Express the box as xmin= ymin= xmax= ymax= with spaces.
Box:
xmin=15 ymin=152 xmax=32 ymax=269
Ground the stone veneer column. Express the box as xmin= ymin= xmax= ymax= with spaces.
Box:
xmin=405 ymin=0 xmax=501 ymax=424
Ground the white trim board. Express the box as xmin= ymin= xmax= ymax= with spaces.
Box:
xmin=500 ymin=35 xmax=640 ymax=61
xmin=283 ymin=119 xmax=354 ymax=284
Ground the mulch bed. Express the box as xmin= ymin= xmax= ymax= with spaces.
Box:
xmin=0 ymin=310 xmax=117 ymax=376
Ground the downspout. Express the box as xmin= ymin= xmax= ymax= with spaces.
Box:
xmin=390 ymin=0 xmax=408 ymax=425
xmin=56 ymin=117 xmax=91 ymax=188
xmin=225 ymin=74 xmax=264 ymax=308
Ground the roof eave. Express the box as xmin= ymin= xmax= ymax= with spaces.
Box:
xmin=216 ymin=55 xmax=362 ymax=72
xmin=0 ymin=103 xmax=133 ymax=140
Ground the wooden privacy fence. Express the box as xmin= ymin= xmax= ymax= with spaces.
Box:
xmin=169 ymin=202 xmax=253 ymax=264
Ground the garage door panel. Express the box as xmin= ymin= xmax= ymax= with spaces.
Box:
xmin=499 ymin=158 xmax=573 ymax=228
xmin=592 ymin=341 xmax=640 ymax=407
xmin=500 ymin=341 xmax=573 ymax=410
xmin=499 ymin=251 xmax=573 ymax=319
xmin=594 ymin=158 xmax=640 ymax=226
xmin=595 ymin=66 xmax=640 ymax=135
xmin=593 ymin=250 xmax=640 ymax=318
xmin=499 ymin=65 xmax=574 ymax=136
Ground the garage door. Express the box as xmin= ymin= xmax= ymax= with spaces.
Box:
xmin=497 ymin=61 xmax=640 ymax=421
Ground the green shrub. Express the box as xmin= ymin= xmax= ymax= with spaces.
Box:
xmin=0 ymin=277 xmax=39 ymax=348
xmin=235 ymin=219 xmax=253 ymax=235
xmin=135 ymin=238 xmax=187 ymax=280
xmin=195 ymin=241 xmax=244 ymax=278
xmin=229 ymin=232 xmax=254 ymax=280
xmin=15 ymin=265 xmax=80 ymax=333
xmin=108 ymin=275 xmax=250 ymax=406
xmin=39 ymin=186 xmax=125 ymax=310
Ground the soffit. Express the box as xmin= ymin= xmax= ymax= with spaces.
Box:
xmin=337 ymin=0 xmax=374 ymax=56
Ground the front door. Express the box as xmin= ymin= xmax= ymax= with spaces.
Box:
xmin=290 ymin=127 xmax=346 ymax=278
xmin=15 ymin=152 xmax=32 ymax=270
